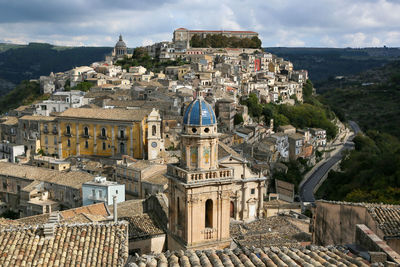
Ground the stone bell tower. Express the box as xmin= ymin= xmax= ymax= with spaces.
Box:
xmin=146 ymin=108 xmax=164 ymax=161
xmin=166 ymin=91 xmax=234 ymax=251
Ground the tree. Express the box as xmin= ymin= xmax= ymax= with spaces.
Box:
xmin=234 ymin=113 xmax=244 ymax=125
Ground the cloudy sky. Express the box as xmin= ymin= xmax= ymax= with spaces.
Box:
xmin=0 ymin=0 xmax=400 ymax=48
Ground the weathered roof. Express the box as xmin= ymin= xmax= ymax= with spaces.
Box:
xmin=57 ymin=108 xmax=150 ymax=121
xmin=218 ymin=142 xmax=241 ymax=160
xmin=0 ymin=162 xmax=94 ymax=189
xmin=142 ymin=171 xmax=168 ymax=185
xmin=19 ymin=115 xmax=56 ymax=121
xmin=276 ymin=179 xmax=295 ymax=198
xmin=0 ymin=222 xmax=129 ymax=266
xmin=129 ymin=246 xmax=369 ymax=267
xmin=317 ymin=200 xmax=400 ymax=238
xmin=0 ymin=116 xmax=18 ymax=125
xmin=16 ymin=203 xmax=110 ymax=225
xmin=122 ymin=213 xmax=164 ymax=239
xmin=367 ymin=206 xmax=400 ymax=237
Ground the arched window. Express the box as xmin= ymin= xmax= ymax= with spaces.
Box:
xmin=205 ymin=199 xmax=213 ymax=228
xmin=101 ymin=128 xmax=106 ymax=137
xmin=84 ymin=126 xmax=89 ymax=136
xmin=66 ymin=125 xmax=71 ymax=135
xmin=152 ymin=125 xmax=156 ymax=136
xmin=120 ymin=142 xmax=125 ymax=154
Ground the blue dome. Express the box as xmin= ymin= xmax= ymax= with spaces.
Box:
xmin=183 ymin=98 xmax=216 ymax=126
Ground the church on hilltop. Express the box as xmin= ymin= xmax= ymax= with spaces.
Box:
xmin=111 ymin=34 xmax=132 ymax=60
xmin=166 ymin=91 xmax=266 ymax=251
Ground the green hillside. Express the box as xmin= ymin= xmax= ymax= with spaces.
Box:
xmin=0 ymin=42 xmax=111 ymax=96
xmin=316 ymin=60 xmax=400 ymax=204
xmin=264 ymin=47 xmax=400 ymax=82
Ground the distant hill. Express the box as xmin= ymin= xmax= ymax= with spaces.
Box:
xmin=319 ymin=60 xmax=400 ymax=138
xmin=0 ymin=42 xmax=112 ymax=96
xmin=264 ymin=47 xmax=400 ymax=82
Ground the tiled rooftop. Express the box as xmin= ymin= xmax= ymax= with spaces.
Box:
xmin=19 ymin=115 xmax=56 ymax=121
xmin=231 ymin=217 xmax=310 ymax=248
xmin=367 ymin=206 xmax=400 ymax=237
xmin=122 ymin=213 xmax=164 ymax=240
xmin=0 ymin=162 xmax=94 ymax=189
xmin=128 ymin=246 xmax=370 ymax=267
xmin=58 ymin=107 xmax=150 ymax=121
xmin=0 ymin=222 xmax=129 ymax=267
xmin=317 ymin=200 xmax=400 ymax=238
xmin=16 ymin=203 xmax=110 ymax=225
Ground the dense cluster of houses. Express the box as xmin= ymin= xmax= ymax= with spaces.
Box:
xmin=0 ymin=29 xmax=394 ymax=266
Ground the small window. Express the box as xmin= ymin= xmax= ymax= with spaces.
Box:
xmin=116 ymin=190 xmax=118 ymax=194
xmin=67 ymin=139 xmax=71 ymax=147
xmin=54 ymin=137 xmax=57 ymax=145
xmin=85 ymin=141 xmax=89 ymax=149
xmin=66 ymin=125 xmax=71 ymax=135
xmin=251 ymin=188 xmax=255 ymax=194
xmin=102 ymin=142 xmax=106 ymax=150
xmin=101 ymin=127 xmax=106 ymax=137
xmin=192 ymin=127 xmax=197 ymax=133
xmin=204 ymin=128 xmax=210 ymax=133
xmin=45 ymin=136 xmax=48 ymax=145
xmin=152 ymin=125 xmax=156 ymax=136
xmin=84 ymin=126 xmax=89 ymax=136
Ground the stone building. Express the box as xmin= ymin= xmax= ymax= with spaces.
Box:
xmin=38 ymin=108 xmax=164 ymax=160
xmin=166 ymin=94 xmax=265 ymax=251
xmin=0 ymin=162 xmax=94 ymax=217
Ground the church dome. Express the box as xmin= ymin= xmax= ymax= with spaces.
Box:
xmin=183 ymin=97 xmax=216 ymax=126
xmin=115 ymin=35 xmax=127 ymax=48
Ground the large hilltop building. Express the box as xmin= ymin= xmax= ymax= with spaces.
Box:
xmin=166 ymin=92 xmax=266 ymax=251
xmin=173 ymin=27 xmax=259 ymax=49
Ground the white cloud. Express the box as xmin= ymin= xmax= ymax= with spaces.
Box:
xmin=0 ymin=0 xmax=400 ymax=47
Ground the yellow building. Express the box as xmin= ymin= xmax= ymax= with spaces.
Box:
xmin=40 ymin=108 xmax=164 ymax=160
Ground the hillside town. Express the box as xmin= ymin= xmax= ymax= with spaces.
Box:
xmin=0 ymin=29 xmax=399 ymax=266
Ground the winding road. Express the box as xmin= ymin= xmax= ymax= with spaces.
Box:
xmin=299 ymin=121 xmax=361 ymax=203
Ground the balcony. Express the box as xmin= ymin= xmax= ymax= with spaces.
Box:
xmin=117 ymin=135 xmax=128 ymax=141
xmin=81 ymin=134 xmax=91 ymax=139
xmin=167 ymin=164 xmax=234 ymax=184
xmin=52 ymin=129 xmax=58 ymax=135
xmin=64 ymin=132 xmax=72 ymax=137
xmin=43 ymin=129 xmax=49 ymax=134
xmin=98 ymin=135 xmax=108 ymax=140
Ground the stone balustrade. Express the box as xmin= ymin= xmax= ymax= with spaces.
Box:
xmin=167 ymin=164 xmax=234 ymax=183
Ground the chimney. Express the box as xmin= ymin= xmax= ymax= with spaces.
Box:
xmin=113 ymin=195 xmax=117 ymax=223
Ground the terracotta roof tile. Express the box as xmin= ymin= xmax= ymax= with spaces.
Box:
xmin=0 ymin=222 xmax=129 ymax=267
xmin=58 ymin=107 xmax=150 ymax=121
xmin=0 ymin=162 xmax=94 ymax=189
xmin=129 ymin=246 xmax=370 ymax=266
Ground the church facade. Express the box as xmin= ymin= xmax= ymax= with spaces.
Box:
xmin=166 ymin=94 xmax=266 ymax=251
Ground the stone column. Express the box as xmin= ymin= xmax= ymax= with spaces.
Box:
xmin=111 ymin=126 xmax=115 ymax=157
xmin=93 ymin=125 xmax=97 ymax=154
xmin=58 ymin=121 xmax=62 ymax=158
xmin=242 ymin=185 xmax=248 ymax=220
xmin=258 ymin=182 xmax=264 ymax=218
xmin=75 ymin=123 xmax=80 ymax=155
xmin=130 ymin=126 xmax=134 ymax=157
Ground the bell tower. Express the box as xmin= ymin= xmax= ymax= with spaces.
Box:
xmin=166 ymin=92 xmax=233 ymax=251
xmin=146 ymin=108 xmax=163 ymax=161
